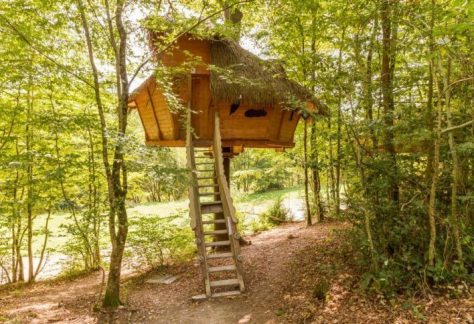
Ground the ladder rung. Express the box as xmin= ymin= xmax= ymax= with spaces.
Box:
xmin=195 ymin=162 xmax=214 ymax=165
xmin=205 ymin=240 xmax=230 ymax=247
xmin=196 ymin=156 xmax=213 ymax=159
xmin=211 ymin=290 xmax=241 ymax=298
xmin=210 ymin=279 xmax=239 ymax=287
xmin=197 ymin=176 xmax=216 ymax=180
xmin=202 ymin=219 xmax=226 ymax=224
xmin=201 ymin=201 xmax=222 ymax=206
xmin=199 ymin=192 xmax=220 ymax=196
xmin=207 ymin=252 xmax=233 ymax=259
xmin=198 ymin=184 xmax=219 ymax=188
xmin=204 ymin=230 xmax=228 ymax=235
xmin=201 ymin=204 xmax=223 ymax=214
xmin=208 ymin=265 xmax=236 ymax=272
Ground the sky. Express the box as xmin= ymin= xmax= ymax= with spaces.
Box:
xmin=128 ymin=4 xmax=264 ymax=92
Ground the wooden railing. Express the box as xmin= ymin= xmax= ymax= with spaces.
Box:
xmin=186 ymin=79 xmax=211 ymax=296
xmin=212 ymin=112 xmax=245 ymax=291
xmin=186 ymin=109 xmax=199 ymax=230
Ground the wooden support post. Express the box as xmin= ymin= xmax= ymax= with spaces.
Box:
xmin=223 ymin=156 xmax=230 ymax=183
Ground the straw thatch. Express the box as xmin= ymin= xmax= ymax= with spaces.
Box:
xmin=143 ymin=32 xmax=326 ymax=114
xmin=209 ymin=38 xmax=313 ymax=108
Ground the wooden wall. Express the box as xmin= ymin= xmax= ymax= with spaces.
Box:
xmin=216 ymin=101 xmax=300 ymax=147
xmin=131 ymin=36 xmax=301 ymax=149
xmin=160 ymin=35 xmax=211 ymax=75
xmin=134 ymin=77 xmax=178 ymax=142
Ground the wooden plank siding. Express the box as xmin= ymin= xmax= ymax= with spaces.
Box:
xmin=160 ymin=36 xmax=211 ymax=76
xmin=130 ymin=35 xmax=306 ymax=149
xmin=218 ymin=103 xmax=271 ymax=140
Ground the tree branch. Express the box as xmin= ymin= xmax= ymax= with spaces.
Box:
xmin=441 ymin=120 xmax=474 ymax=134
xmin=128 ymin=0 xmax=254 ymax=86
xmin=0 ymin=14 xmax=95 ymax=88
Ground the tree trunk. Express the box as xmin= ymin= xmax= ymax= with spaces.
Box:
xmin=304 ymin=119 xmax=312 ymax=226
xmin=327 ymin=115 xmax=336 ymax=209
xmin=218 ymin=0 xmax=243 ymax=41
xmin=26 ymin=80 xmax=34 ymax=283
xmin=335 ymin=27 xmax=346 ymax=218
xmin=103 ymin=0 xmax=130 ymax=307
xmin=426 ymin=0 xmax=437 ymax=267
xmin=380 ymin=0 xmax=399 ymax=207
xmin=34 ymin=206 xmax=51 ymax=277
xmin=439 ymin=58 xmax=464 ymax=271
xmin=311 ymin=122 xmax=324 ymax=222
xmin=77 ymin=0 xmax=130 ymax=307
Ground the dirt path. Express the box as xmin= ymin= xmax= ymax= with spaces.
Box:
xmin=123 ymin=222 xmax=333 ymax=324
xmin=0 ymin=271 xmax=100 ymax=323
xmin=0 ymin=222 xmax=472 ymax=323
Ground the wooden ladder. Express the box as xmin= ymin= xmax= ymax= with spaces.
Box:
xmin=186 ymin=111 xmax=245 ymax=300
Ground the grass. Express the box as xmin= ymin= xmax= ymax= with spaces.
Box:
xmin=235 ymin=186 xmax=303 ymax=203
xmin=9 ymin=186 xmax=304 ymax=282
xmin=127 ymin=185 xmax=304 ymax=222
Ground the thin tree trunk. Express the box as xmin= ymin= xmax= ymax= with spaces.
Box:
xmin=26 ymin=79 xmax=34 ymax=283
xmin=380 ymin=0 xmax=399 ymax=207
xmin=34 ymin=206 xmax=51 ymax=277
xmin=335 ymin=27 xmax=346 ymax=218
xmin=439 ymin=58 xmax=464 ymax=270
xmin=327 ymin=116 xmax=336 ymax=209
xmin=345 ymin=120 xmax=377 ymax=271
xmin=11 ymin=158 xmax=20 ymax=282
xmin=14 ymin=152 xmax=24 ymax=282
xmin=366 ymin=17 xmax=378 ymax=150
xmin=304 ymin=118 xmax=312 ymax=226
xmin=426 ymin=0 xmax=437 ymax=267
xmin=86 ymin=119 xmax=101 ymax=268
xmin=77 ymin=0 xmax=124 ymax=306
xmin=311 ymin=122 xmax=324 ymax=222
xmin=102 ymin=0 xmax=130 ymax=307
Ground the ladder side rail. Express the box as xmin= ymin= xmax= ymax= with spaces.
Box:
xmin=212 ymin=112 xmax=245 ymax=291
xmin=186 ymin=79 xmax=211 ymax=296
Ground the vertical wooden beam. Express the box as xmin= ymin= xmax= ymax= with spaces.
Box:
xmin=135 ymin=100 xmax=150 ymax=141
xmin=146 ymin=85 xmax=163 ymax=140
xmin=274 ymin=110 xmax=286 ymax=141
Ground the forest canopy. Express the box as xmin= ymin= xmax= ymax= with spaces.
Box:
xmin=0 ymin=0 xmax=473 ymax=310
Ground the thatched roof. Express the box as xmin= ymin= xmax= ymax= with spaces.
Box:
xmin=209 ymin=38 xmax=314 ymax=108
xmin=131 ymin=32 xmax=326 ymax=114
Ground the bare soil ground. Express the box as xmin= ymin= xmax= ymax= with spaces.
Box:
xmin=0 ymin=221 xmax=472 ymax=323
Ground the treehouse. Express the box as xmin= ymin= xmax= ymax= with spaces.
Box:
xmin=128 ymin=33 xmax=325 ymax=300
xmin=128 ymin=34 xmax=325 ymax=152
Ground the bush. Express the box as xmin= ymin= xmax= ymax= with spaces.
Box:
xmin=261 ymin=197 xmax=291 ymax=225
xmin=125 ymin=215 xmax=194 ymax=269
xmin=245 ymin=197 xmax=292 ymax=234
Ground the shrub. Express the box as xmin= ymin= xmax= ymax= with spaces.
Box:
xmin=125 ymin=214 xmax=194 ymax=269
xmin=261 ymin=197 xmax=291 ymax=225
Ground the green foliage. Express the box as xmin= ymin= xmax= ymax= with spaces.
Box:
xmin=0 ymin=0 xmax=472 ymax=302
xmin=127 ymin=146 xmax=188 ymax=204
xmin=251 ymin=0 xmax=474 ymax=296
xmin=233 ymin=149 xmax=300 ymax=193
xmin=126 ymin=215 xmax=195 ymax=269
xmin=247 ymin=197 xmax=291 ymax=234
xmin=261 ymin=197 xmax=291 ymax=225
